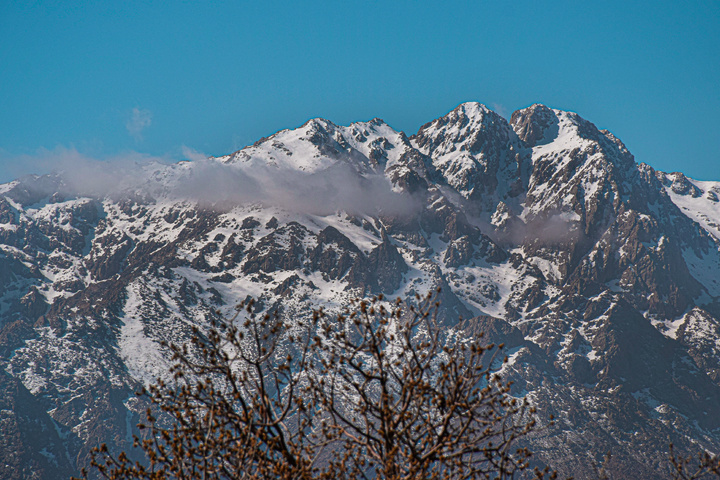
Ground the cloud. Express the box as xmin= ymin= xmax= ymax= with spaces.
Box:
xmin=491 ymin=103 xmax=509 ymax=120
xmin=0 ymin=146 xmax=171 ymax=197
xmin=491 ymin=210 xmax=581 ymax=246
xmin=126 ymin=107 xmax=153 ymax=141
xmin=175 ymin=159 xmax=421 ymax=217
xmin=0 ymin=147 xmax=421 ymax=217
xmin=181 ymin=145 xmax=209 ymax=163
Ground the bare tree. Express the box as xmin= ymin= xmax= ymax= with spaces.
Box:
xmin=669 ymin=444 xmax=720 ymax=480
xmin=80 ymin=291 xmax=549 ymax=480
xmin=80 ymin=300 xmax=323 ymax=480
xmin=311 ymin=292 xmax=545 ymax=480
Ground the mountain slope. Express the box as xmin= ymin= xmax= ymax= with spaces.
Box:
xmin=1 ymin=103 xmax=719 ymax=479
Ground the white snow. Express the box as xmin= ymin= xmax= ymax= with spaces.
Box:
xmin=665 ymin=177 xmax=720 ymax=241
xmin=118 ymin=281 xmax=172 ymax=385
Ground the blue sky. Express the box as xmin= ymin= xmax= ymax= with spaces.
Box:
xmin=1 ymin=1 xmax=718 ymax=181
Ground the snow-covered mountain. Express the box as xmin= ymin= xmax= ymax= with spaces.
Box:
xmin=2 ymin=102 xmax=720 ymax=479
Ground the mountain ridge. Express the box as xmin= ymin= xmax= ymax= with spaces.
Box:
xmin=1 ymin=102 xmax=720 ymax=479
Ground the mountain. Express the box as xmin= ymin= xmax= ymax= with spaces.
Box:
xmin=2 ymin=102 xmax=720 ymax=478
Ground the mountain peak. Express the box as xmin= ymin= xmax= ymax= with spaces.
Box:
xmin=301 ymin=117 xmax=337 ymax=130
xmin=454 ymin=101 xmax=492 ymax=118
xmin=412 ymin=102 xmax=510 ymax=155
xmin=441 ymin=101 xmax=498 ymax=128
xmin=3 ymin=102 xmax=720 ymax=480
xmin=509 ymin=104 xmax=557 ymax=147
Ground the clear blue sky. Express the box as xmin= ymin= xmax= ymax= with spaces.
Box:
xmin=1 ymin=1 xmax=718 ymax=182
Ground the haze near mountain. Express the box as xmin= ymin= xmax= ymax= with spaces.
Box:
xmin=1 ymin=102 xmax=720 ymax=479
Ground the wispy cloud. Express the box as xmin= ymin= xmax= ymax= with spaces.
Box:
xmin=0 ymin=146 xmax=171 ymax=196
xmin=491 ymin=103 xmax=509 ymax=120
xmin=181 ymin=145 xmax=209 ymax=163
xmin=0 ymin=147 xmax=421 ymax=217
xmin=176 ymin=159 xmax=421 ymax=217
xmin=126 ymin=107 xmax=153 ymax=141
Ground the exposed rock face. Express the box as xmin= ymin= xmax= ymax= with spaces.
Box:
xmin=308 ymin=226 xmax=361 ymax=280
xmin=0 ymin=369 xmax=78 ymax=480
xmin=1 ymin=103 xmax=720 ymax=479
xmin=510 ymin=103 xmax=558 ymax=147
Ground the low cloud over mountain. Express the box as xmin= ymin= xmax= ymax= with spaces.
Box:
xmin=2 ymin=103 xmax=720 ymax=478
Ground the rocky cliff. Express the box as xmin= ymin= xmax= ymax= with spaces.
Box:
xmin=1 ymin=103 xmax=719 ymax=478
